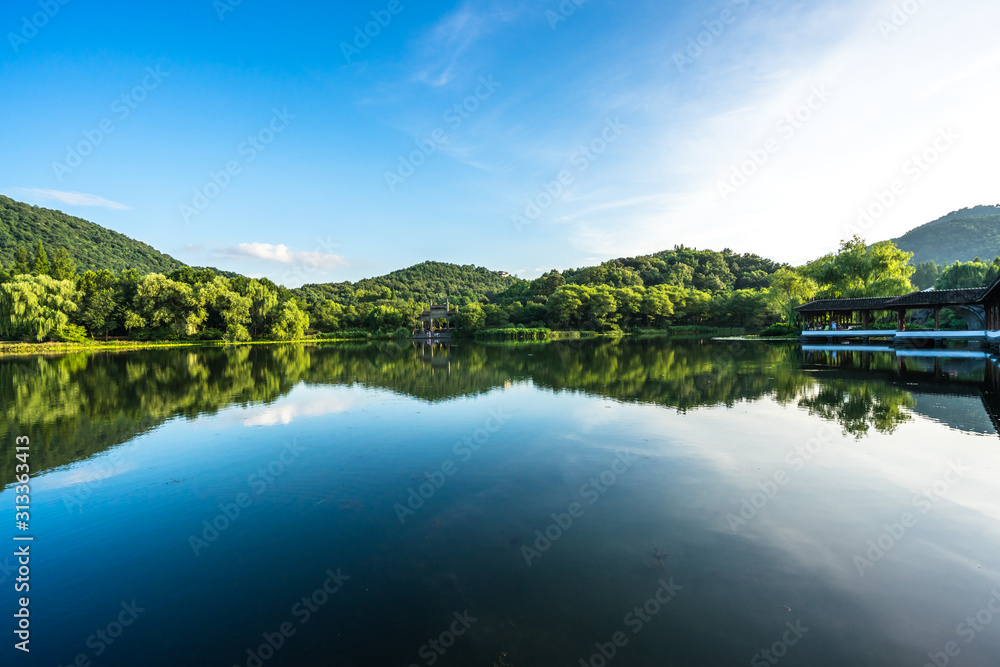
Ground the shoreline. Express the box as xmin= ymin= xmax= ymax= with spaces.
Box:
xmin=0 ymin=328 xmax=749 ymax=357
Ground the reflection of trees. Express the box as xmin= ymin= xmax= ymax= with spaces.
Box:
xmin=0 ymin=339 xmax=950 ymax=481
xmin=0 ymin=346 xmax=306 ymax=483
xmin=797 ymin=381 xmax=914 ymax=437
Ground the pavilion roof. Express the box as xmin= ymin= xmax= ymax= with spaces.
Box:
xmin=885 ymin=288 xmax=986 ymax=307
xmin=978 ymin=273 xmax=1000 ymax=303
xmin=796 ymin=286 xmax=992 ymax=313
xmin=794 ymin=296 xmax=899 ymax=313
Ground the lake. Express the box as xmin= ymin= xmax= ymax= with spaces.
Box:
xmin=2 ymin=338 xmax=999 ymax=666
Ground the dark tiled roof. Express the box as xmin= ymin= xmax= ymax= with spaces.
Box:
xmin=887 ymin=288 xmax=986 ymax=307
xmin=794 ymin=297 xmax=899 ymax=312
xmin=979 ymin=273 xmax=1000 ymax=303
xmin=796 ymin=286 xmax=992 ymax=313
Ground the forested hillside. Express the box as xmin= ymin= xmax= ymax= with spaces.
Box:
xmin=0 ymin=195 xmax=184 ymax=274
xmin=290 ymin=247 xmax=790 ymax=334
xmin=893 ymin=205 xmax=1000 ymax=265
xmin=295 ymin=261 xmax=523 ymax=305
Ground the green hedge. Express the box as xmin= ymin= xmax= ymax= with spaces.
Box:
xmin=474 ymin=327 xmax=552 ymax=340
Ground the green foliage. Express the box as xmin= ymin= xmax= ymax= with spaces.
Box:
xmin=911 ymin=261 xmax=941 ymax=290
xmin=759 ymin=323 xmax=800 ymax=336
xmin=79 ymin=288 xmax=117 ymax=339
xmin=805 ymin=236 xmax=914 ymax=298
xmin=199 ymin=276 xmax=252 ymax=331
xmin=223 ymin=324 xmax=252 ymax=342
xmin=52 ymin=323 xmax=88 ymax=342
xmin=474 ymin=327 xmax=551 ymax=340
xmin=270 ymin=301 xmax=309 ymax=340
xmin=134 ymin=274 xmax=207 ymax=336
xmin=361 ymin=304 xmax=405 ymax=331
xmin=32 ymin=240 xmax=50 ymax=276
xmin=719 ymin=289 xmax=770 ymax=329
xmin=310 ymin=300 xmax=344 ymax=331
xmin=455 ymin=302 xmax=486 ymax=333
xmin=51 ymin=246 xmax=76 ymax=280
xmin=236 ymin=277 xmax=280 ymax=338
xmin=296 ymin=261 xmax=521 ymax=308
xmin=767 ymin=268 xmax=817 ymax=322
xmin=0 ymin=195 xmax=185 ymax=274
xmin=0 ymin=274 xmax=79 ymax=341
xmin=13 ymin=246 xmax=31 ymax=275
xmin=935 ymin=258 xmax=1000 ymax=289
xmin=893 ymin=205 xmax=1000 ymax=266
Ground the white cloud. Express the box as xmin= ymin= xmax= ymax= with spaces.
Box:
xmin=216 ymin=242 xmax=349 ymax=269
xmin=10 ymin=188 xmax=129 ymax=210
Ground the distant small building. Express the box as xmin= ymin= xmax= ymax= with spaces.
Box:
xmin=497 ymin=271 xmax=510 ymax=277
xmin=414 ymin=302 xmax=458 ymax=338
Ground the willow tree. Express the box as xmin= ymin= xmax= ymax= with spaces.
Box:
xmin=0 ymin=274 xmax=79 ymax=341
xmin=133 ymin=273 xmax=207 ymax=337
xmin=269 ymin=301 xmax=309 ymax=340
xmin=806 ymin=236 xmax=914 ymax=298
xmin=767 ymin=268 xmax=818 ymax=323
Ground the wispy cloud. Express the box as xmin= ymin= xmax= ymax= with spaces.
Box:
xmin=10 ymin=188 xmax=129 ymax=210
xmin=215 ymin=242 xmax=349 ymax=269
xmin=412 ymin=1 xmax=523 ymax=87
xmin=510 ymin=0 xmax=1000 ymax=264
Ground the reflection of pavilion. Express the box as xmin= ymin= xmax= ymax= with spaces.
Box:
xmin=801 ymin=345 xmax=1000 ymax=436
xmin=415 ymin=341 xmax=451 ymax=374
xmin=413 ymin=303 xmax=458 ymax=340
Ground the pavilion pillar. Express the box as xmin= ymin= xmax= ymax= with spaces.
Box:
xmin=862 ymin=310 xmax=870 ymax=330
xmin=934 ymin=308 xmax=940 ymax=331
xmin=897 ymin=309 xmax=905 ymax=332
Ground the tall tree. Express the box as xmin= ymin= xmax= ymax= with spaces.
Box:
xmin=32 ymin=240 xmax=50 ymax=276
xmin=911 ymin=261 xmax=941 ymax=290
xmin=50 ymin=247 xmax=77 ymax=281
xmin=13 ymin=246 xmax=31 ymax=275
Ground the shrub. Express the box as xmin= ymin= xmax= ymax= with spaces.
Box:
xmin=223 ymin=324 xmax=251 ymax=342
xmin=52 ymin=324 xmax=88 ymax=342
xmin=759 ymin=323 xmax=800 ymax=336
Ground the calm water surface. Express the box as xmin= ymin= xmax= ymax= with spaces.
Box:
xmin=2 ymin=339 xmax=999 ymax=666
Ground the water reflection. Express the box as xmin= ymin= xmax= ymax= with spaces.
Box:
xmin=3 ymin=339 xmax=999 ymax=484
xmin=3 ymin=339 xmax=1000 ymax=666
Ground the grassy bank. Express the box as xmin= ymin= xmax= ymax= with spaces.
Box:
xmin=0 ymin=325 xmax=760 ymax=356
xmin=0 ymin=337 xmax=330 ymax=357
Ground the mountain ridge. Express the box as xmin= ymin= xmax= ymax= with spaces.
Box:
xmin=893 ymin=204 xmax=1000 ymax=265
xmin=0 ymin=195 xmax=184 ymax=275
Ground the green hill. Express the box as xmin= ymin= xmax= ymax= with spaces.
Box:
xmin=294 ymin=260 xmax=524 ymax=305
xmin=0 ymin=195 xmax=185 ymax=274
xmin=893 ymin=205 xmax=1000 ymax=265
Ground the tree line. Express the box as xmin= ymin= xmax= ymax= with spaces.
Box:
xmin=0 ymin=240 xmax=307 ymax=342
xmin=4 ymin=236 xmax=998 ymax=343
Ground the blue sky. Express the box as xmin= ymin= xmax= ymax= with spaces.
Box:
xmin=2 ymin=0 xmax=998 ymax=286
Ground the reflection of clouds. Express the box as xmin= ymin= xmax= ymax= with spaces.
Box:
xmin=241 ymin=393 xmax=357 ymax=427
xmin=572 ymin=394 xmax=1000 ymax=525
xmin=32 ymin=454 xmax=138 ymax=492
